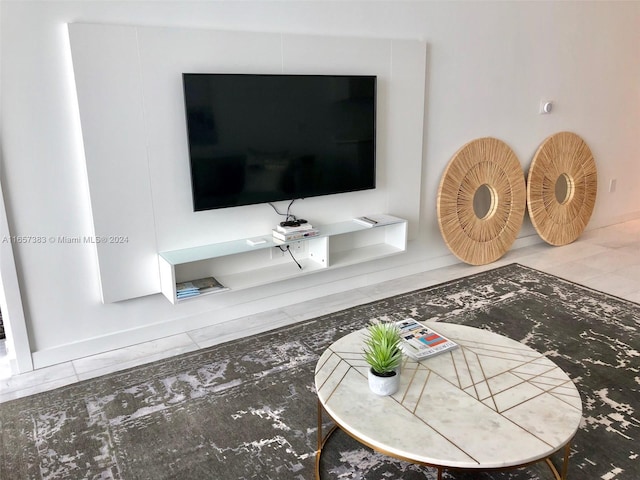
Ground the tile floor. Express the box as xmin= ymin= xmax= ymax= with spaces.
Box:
xmin=1 ymin=219 xmax=639 ymax=404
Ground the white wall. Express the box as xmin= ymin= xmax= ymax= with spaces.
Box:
xmin=1 ymin=1 xmax=639 ymax=370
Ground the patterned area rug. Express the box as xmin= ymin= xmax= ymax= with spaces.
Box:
xmin=0 ymin=264 xmax=638 ymax=479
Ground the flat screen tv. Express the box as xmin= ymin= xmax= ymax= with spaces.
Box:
xmin=182 ymin=73 xmax=376 ymax=211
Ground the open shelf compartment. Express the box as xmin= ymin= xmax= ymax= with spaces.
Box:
xmin=158 ymin=215 xmax=407 ymax=303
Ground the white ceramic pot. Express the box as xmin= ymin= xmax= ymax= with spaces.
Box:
xmin=367 ymin=368 xmax=400 ymax=396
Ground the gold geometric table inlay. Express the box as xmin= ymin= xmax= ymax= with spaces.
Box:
xmin=315 ymin=322 xmax=582 ymax=480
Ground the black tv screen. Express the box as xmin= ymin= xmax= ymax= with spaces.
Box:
xmin=182 ymin=73 xmax=376 ymax=211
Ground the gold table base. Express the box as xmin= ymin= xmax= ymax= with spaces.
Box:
xmin=316 ymin=399 xmax=573 ymax=480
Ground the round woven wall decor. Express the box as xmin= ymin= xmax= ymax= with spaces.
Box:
xmin=527 ymin=132 xmax=597 ymax=246
xmin=437 ymin=137 xmax=526 ymax=265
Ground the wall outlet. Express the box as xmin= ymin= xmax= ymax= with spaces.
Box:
xmin=609 ymin=178 xmax=617 ymax=193
xmin=271 ymin=241 xmax=304 ymax=259
xmin=289 ymin=240 xmax=304 ymax=253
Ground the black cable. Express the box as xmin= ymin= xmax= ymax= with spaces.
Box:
xmin=267 ymin=202 xmax=286 ymax=218
xmin=285 ymin=199 xmax=296 ymax=222
xmin=286 ymin=245 xmax=303 ymax=269
xmin=271 ymin=201 xmax=303 ymax=270
xmin=278 ymin=245 xmax=302 ymax=270
xmin=268 ymin=200 xmax=297 ymax=222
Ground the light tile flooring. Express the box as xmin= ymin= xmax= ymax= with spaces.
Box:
xmin=1 ymin=219 xmax=639 ymax=404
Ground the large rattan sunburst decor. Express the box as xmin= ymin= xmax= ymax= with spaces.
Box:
xmin=437 ymin=137 xmax=526 ymax=265
xmin=527 ymin=132 xmax=597 ymax=246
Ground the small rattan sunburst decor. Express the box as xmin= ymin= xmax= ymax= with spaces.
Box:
xmin=527 ymin=132 xmax=597 ymax=246
xmin=437 ymin=137 xmax=526 ymax=265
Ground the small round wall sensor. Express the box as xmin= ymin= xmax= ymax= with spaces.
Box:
xmin=541 ymin=101 xmax=553 ymax=114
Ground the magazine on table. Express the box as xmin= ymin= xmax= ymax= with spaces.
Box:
xmin=395 ymin=318 xmax=458 ymax=360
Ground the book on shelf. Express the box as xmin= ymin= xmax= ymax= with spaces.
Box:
xmin=176 ymin=290 xmax=201 ymax=299
xmin=276 ymin=222 xmax=314 ymax=234
xmin=272 ymin=228 xmax=320 ymax=242
xmin=353 ymin=214 xmax=403 ymax=228
xmin=396 ymin=318 xmax=458 ymax=360
xmin=176 ymin=284 xmax=200 ymax=292
xmin=176 ymin=276 xmax=228 ymax=299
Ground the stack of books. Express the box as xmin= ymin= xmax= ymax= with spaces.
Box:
xmin=176 ymin=276 xmax=228 ymax=300
xmin=272 ymin=222 xmax=320 ymax=242
xmin=396 ymin=318 xmax=458 ymax=360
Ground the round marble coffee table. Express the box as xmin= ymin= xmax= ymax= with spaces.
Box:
xmin=314 ymin=322 xmax=582 ymax=479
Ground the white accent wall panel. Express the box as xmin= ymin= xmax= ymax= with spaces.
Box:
xmin=68 ymin=23 xmax=426 ymax=303
xmin=385 ymin=40 xmax=427 ymax=218
xmin=68 ymin=24 xmax=160 ymax=303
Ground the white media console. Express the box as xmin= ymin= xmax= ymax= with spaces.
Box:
xmin=158 ymin=215 xmax=407 ymax=303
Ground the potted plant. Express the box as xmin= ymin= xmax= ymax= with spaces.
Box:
xmin=362 ymin=321 xmax=403 ymax=396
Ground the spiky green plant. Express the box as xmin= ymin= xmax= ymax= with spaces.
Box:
xmin=362 ymin=321 xmax=402 ymax=376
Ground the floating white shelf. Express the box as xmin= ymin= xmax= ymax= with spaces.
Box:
xmin=158 ymin=215 xmax=407 ymax=303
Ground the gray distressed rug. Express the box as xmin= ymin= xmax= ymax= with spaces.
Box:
xmin=1 ymin=264 xmax=638 ymax=479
